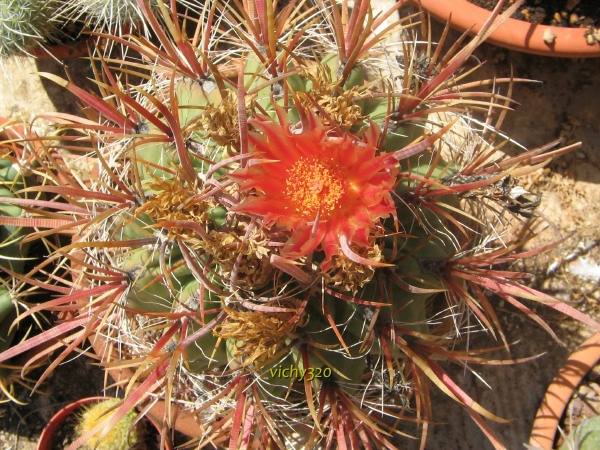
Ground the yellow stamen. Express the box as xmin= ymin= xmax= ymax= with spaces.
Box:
xmin=285 ymin=157 xmax=344 ymax=217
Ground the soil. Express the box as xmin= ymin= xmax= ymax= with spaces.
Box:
xmin=469 ymin=0 xmax=600 ymax=27
xmin=1 ymin=2 xmax=600 ymax=450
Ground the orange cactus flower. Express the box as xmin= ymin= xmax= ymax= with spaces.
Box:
xmin=230 ymin=108 xmax=398 ymax=268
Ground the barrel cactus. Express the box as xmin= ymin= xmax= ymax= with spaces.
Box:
xmin=1 ymin=0 xmax=598 ymax=448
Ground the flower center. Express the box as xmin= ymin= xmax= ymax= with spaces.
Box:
xmin=285 ymin=157 xmax=344 ymax=217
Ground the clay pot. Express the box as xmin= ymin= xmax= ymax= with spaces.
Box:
xmin=412 ymin=0 xmax=600 ymax=57
xmin=529 ymin=333 xmax=600 ymax=449
xmin=38 ymin=396 xmax=173 ymax=450
xmin=29 ymin=40 xmax=91 ymax=59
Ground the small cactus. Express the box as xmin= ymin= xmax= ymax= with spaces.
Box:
xmin=76 ymin=398 xmax=143 ymax=450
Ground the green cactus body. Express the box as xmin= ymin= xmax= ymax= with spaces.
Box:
xmin=134 ymin=79 xmax=229 ymax=188
xmin=123 ymin=248 xmax=195 ymax=312
xmin=111 ymin=213 xmax=154 ymax=241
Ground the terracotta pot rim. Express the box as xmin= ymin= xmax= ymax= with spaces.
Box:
xmin=37 ymin=395 xmax=174 ymax=450
xmin=412 ymin=0 xmax=600 ymax=58
xmin=529 ymin=332 xmax=600 ymax=450
xmin=28 ymin=37 xmax=93 ymax=60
